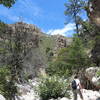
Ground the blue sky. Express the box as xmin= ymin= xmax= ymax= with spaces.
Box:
xmin=0 ymin=0 xmax=87 ymax=37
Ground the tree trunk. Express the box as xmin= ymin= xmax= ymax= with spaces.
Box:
xmin=74 ymin=14 xmax=79 ymax=35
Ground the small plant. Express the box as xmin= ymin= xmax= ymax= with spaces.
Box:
xmin=37 ymin=76 xmax=70 ymax=100
xmin=96 ymin=70 xmax=100 ymax=77
xmin=0 ymin=66 xmax=17 ymax=100
xmin=0 ymin=66 xmax=10 ymax=97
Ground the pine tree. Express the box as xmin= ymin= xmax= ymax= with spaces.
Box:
xmin=0 ymin=0 xmax=16 ymax=7
xmin=64 ymin=0 xmax=86 ymax=34
xmin=63 ymin=36 xmax=91 ymax=72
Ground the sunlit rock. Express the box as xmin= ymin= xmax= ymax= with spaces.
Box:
xmin=85 ymin=67 xmax=100 ymax=86
xmin=0 ymin=94 xmax=5 ymax=100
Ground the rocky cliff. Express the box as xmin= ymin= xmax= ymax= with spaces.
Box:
xmin=53 ymin=35 xmax=72 ymax=57
xmin=0 ymin=22 xmax=72 ymax=78
xmin=0 ymin=22 xmax=46 ymax=79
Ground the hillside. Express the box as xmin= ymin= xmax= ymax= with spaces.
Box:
xmin=0 ymin=22 xmax=72 ymax=78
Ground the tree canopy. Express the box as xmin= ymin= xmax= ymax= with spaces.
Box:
xmin=0 ymin=0 xmax=16 ymax=7
xmin=64 ymin=0 xmax=86 ymax=34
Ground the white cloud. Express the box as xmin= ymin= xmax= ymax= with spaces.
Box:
xmin=47 ymin=23 xmax=75 ymax=36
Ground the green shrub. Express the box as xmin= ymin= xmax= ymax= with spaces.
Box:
xmin=0 ymin=66 xmax=17 ymax=100
xmin=0 ymin=66 xmax=10 ymax=97
xmin=96 ymin=70 xmax=100 ymax=77
xmin=46 ymin=61 xmax=71 ymax=78
xmin=37 ymin=76 xmax=70 ymax=100
xmin=46 ymin=36 xmax=92 ymax=77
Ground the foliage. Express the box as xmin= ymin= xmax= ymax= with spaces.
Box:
xmin=64 ymin=0 xmax=85 ymax=17
xmin=95 ymin=35 xmax=100 ymax=42
xmin=64 ymin=0 xmax=86 ymax=34
xmin=0 ymin=66 xmax=9 ymax=97
xmin=37 ymin=76 xmax=70 ymax=100
xmin=45 ymin=47 xmax=54 ymax=61
xmin=79 ymin=20 xmax=96 ymax=42
xmin=63 ymin=36 xmax=91 ymax=70
xmin=91 ymin=35 xmax=100 ymax=66
xmin=96 ymin=70 xmax=100 ymax=77
xmin=46 ymin=36 xmax=92 ymax=76
xmin=0 ymin=21 xmax=37 ymax=99
xmin=0 ymin=66 xmax=17 ymax=99
xmin=0 ymin=22 xmax=37 ymax=82
xmin=0 ymin=21 xmax=6 ymax=29
xmin=39 ymin=35 xmax=55 ymax=62
xmin=46 ymin=61 xmax=71 ymax=78
xmin=0 ymin=0 xmax=16 ymax=7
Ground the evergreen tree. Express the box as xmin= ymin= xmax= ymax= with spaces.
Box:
xmin=64 ymin=0 xmax=86 ymax=34
xmin=65 ymin=36 xmax=90 ymax=71
xmin=46 ymin=35 xmax=91 ymax=76
xmin=0 ymin=0 xmax=16 ymax=7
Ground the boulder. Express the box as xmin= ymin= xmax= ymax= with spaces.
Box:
xmin=0 ymin=94 xmax=5 ymax=100
xmin=60 ymin=97 xmax=69 ymax=100
xmin=85 ymin=67 xmax=100 ymax=87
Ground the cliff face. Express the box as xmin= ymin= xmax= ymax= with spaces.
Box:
xmin=11 ymin=22 xmax=46 ymax=77
xmin=0 ymin=22 xmax=72 ymax=78
xmin=53 ymin=35 xmax=72 ymax=57
xmin=0 ymin=22 xmax=45 ymax=78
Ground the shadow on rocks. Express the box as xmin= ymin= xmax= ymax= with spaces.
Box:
xmin=96 ymin=97 xmax=100 ymax=100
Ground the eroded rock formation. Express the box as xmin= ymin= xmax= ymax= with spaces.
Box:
xmin=53 ymin=35 xmax=72 ymax=56
xmin=85 ymin=67 xmax=100 ymax=88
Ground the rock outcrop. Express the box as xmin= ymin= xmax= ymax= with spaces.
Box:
xmin=53 ymin=35 xmax=72 ymax=57
xmin=85 ymin=67 xmax=100 ymax=87
xmin=12 ymin=22 xmax=45 ymax=77
xmin=0 ymin=22 xmax=73 ymax=79
xmin=0 ymin=22 xmax=45 ymax=78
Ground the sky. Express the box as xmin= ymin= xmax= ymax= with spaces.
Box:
xmin=0 ymin=0 xmax=88 ymax=37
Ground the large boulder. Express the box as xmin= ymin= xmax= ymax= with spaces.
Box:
xmin=85 ymin=67 xmax=100 ymax=86
xmin=0 ymin=95 xmax=5 ymax=100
